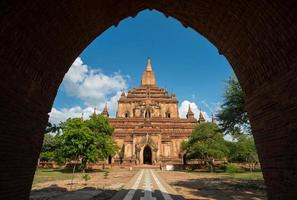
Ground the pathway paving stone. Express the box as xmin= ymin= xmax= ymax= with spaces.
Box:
xmin=112 ymin=169 xmax=184 ymax=200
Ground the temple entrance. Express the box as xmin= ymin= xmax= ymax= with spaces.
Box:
xmin=143 ymin=146 xmax=152 ymax=164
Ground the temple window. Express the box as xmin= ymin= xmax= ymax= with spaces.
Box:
xmin=166 ymin=112 xmax=171 ymax=118
xmin=125 ymin=112 xmax=129 ymax=118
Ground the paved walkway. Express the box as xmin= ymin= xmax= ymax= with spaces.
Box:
xmin=111 ymin=169 xmax=183 ymax=200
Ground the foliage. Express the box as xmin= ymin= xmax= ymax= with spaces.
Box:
xmin=226 ymin=134 xmax=259 ymax=172
xmin=82 ymin=173 xmax=91 ymax=184
xmin=224 ymin=163 xmax=244 ymax=173
xmin=40 ymin=134 xmax=56 ymax=161
xmin=39 ymin=151 xmax=55 ymax=161
xmin=53 ymin=114 xmax=118 ymax=170
xmin=216 ymin=75 xmax=251 ymax=136
xmin=182 ymin=122 xmax=229 ymax=172
xmin=85 ymin=114 xmax=118 ymax=159
xmin=45 ymin=122 xmax=62 ymax=134
xmin=228 ymin=135 xmax=258 ymax=163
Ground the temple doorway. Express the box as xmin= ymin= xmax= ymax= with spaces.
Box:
xmin=143 ymin=146 xmax=152 ymax=164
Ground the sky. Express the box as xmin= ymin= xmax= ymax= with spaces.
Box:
xmin=49 ymin=10 xmax=233 ymax=124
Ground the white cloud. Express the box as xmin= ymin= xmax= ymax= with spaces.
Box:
xmin=199 ymin=100 xmax=221 ymax=115
xmin=49 ymin=57 xmax=128 ymax=124
xmin=178 ymin=100 xmax=210 ymax=121
xmin=49 ymin=106 xmax=94 ymax=124
xmin=62 ymin=57 xmax=127 ymax=106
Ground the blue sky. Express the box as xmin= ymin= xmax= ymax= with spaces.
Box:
xmin=50 ymin=10 xmax=233 ymax=124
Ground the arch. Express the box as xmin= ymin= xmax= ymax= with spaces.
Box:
xmin=1 ymin=1 xmax=297 ymax=199
xmin=143 ymin=145 xmax=152 ymax=165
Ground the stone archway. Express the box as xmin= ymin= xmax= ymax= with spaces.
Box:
xmin=1 ymin=1 xmax=297 ymax=199
xmin=143 ymin=145 xmax=152 ymax=165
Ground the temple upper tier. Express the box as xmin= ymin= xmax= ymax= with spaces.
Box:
xmin=116 ymin=58 xmax=179 ymax=118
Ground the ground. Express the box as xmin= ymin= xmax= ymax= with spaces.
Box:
xmin=158 ymin=170 xmax=266 ymax=200
xmin=30 ymin=167 xmax=138 ymax=200
xmin=30 ymin=167 xmax=267 ymax=200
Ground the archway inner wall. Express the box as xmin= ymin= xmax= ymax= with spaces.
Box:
xmin=1 ymin=0 xmax=297 ymax=199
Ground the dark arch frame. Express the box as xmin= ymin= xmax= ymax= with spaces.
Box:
xmin=1 ymin=1 xmax=297 ymax=199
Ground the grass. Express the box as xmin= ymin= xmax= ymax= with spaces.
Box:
xmin=184 ymin=170 xmax=264 ymax=181
xmin=32 ymin=168 xmax=84 ymax=186
xmin=225 ymin=171 xmax=264 ymax=181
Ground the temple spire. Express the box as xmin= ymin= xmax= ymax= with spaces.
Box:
xmin=141 ymin=57 xmax=156 ymax=86
xmin=199 ymin=110 xmax=206 ymax=123
xmin=186 ymin=104 xmax=194 ymax=119
xmin=101 ymin=103 xmax=109 ymax=118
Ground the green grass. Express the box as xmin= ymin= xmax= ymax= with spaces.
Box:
xmin=185 ymin=170 xmax=264 ymax=181
xmin=225 ymin=171 xmax=264 ymax=181
xmin=32 ymin=168 xmax=84 ymax=186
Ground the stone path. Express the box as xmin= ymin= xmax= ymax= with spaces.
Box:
xmin=112 ymin=169 xmax=183 ymax=200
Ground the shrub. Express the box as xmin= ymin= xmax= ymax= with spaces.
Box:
xmin=225 ymin=163 xmax=243 ymax=173
xmin=82 ymin=174 xmax=91 ymax=185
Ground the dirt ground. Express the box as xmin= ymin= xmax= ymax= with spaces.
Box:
xmin=30 ymin=168 xmax=138 ymax=200
xmin=31 ymin=168 xmax=267 ymax=200
xmin=158 ymin=170 xmax=267 ymax=200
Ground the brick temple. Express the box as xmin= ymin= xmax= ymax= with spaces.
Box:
xmin=101 ymin=58 xmax=205 ymax=165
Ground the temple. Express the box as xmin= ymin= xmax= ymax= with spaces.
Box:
xmin=103 ymin=58 xmax=205 ymax=165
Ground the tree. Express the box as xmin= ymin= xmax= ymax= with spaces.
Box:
xmin=54 ymin=114 xmax=118 ymax=171
xmin=228 ymin=135 xmax=258 ymax=172
xmin=45 ymin=122 xmax=62 ymax=134
xmin=39 ymin=133 xmax=56 ymax=161
xmin=85 ymin=114 xmax=118 ymax=160
xmin=216 ymin=75 xmax=251 ymax=136
xmin=182 ymin=122 xmax=229 ymax=172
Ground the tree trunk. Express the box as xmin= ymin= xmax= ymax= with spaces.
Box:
xmin=82 ymin=159 xmax=87 ymax=172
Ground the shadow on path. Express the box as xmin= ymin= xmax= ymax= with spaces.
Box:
xmin=30 ymin=184 xmax=117 ymax=200
xmin=171 ymin=178 xmax=267 ymax=200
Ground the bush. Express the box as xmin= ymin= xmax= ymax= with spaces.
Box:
xmin=224 ymin=163 xmax=244 ymax=173
xmin=39 ymin=151 xmax=55 ymax=161
xmin=82 ymin=174 xmax=91 ymax=182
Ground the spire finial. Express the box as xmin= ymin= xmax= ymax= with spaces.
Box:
xmin=146 ymin=57 xmax=152 ymax=71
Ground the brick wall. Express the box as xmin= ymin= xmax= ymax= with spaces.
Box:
xmin=0 ymin=0 xmax=297 ymax=199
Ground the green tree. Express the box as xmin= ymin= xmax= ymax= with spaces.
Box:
xmin=39 ymin=133 xmax=56 ymax=161
xmin=54 ymin=114 xmax=118 ymax=171
xmin=216 ymin=75 xmax=251 ymax=136
xmin=228 ymin=135 xmax=258 ymax=172
xmin=45 ymin=122 xmax=62 ymax=134
xmin=182 ymin=122 xmax=229 ymax=172
xmin=85 ymin=114 xmax=118 ymax=159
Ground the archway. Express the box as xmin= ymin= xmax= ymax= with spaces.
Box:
xmin=143 ymin=146 xmax=152 ymax=165
xmin=1 ymin=1 xmax=297 ymax=199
